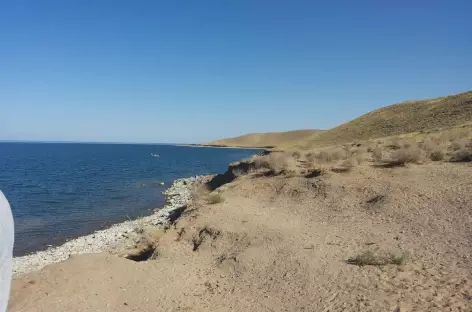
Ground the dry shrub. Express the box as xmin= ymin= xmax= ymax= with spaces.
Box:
xmin=291 ymin=150 xmax=302 ymax=160
xmin=349 ymin=147 xmax=366 ymax=164
xmin=429 ymin=150 xmax=445 ymax=161
xmin=206 ymin=193 xmax=225 ymax=204
xmin=348 ymin=250 xmax=409 ymax=266
xmin=316 ymin=151 xmax=332 ymax=163
xmin=330 ymin=148 xmax=346 ymax=161
xmin=232 ymin=167 xmax=247 ymax=177
xmin=126 ymin=227 xmax=164 ymax=261
xmin=450 ymin=142 xmax=472 ymax=162
xmin=304 ymin=151 xmax=316 ymax=163
xmin=451 ymin=140 xmax=464 ymax=151
xmin=340 ymin=158 xmax=358 ymax=170
xmin=372 ymin=147 xmax=383 ymax=161
xmin=450 ymin=139 xmax=470 ymax=151
xmin=190 ymin=185 xmax=211 ymax=205
xmin=387 ymin=139 xmax=402 ymax=150
xmin=418 ymin=138 xmax=439 ymax=152
xmin=312 ymin=148 xmax=346 ymax=164
xmin=385 ymin=147 xmax=425 ymax=166
xmin=355 ymin=153 xmax=366 ymax=164
xmin=252 ymin=153 xmax=297 ymax=174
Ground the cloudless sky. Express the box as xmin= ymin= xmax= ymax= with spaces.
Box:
xmin=1 ymin=0 xmax=471 ymax=143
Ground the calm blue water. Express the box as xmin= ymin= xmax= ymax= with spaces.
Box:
xmin=0 ymin=143 xmax=260 ymax=256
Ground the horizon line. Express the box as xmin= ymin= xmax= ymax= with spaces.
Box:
xmin=0 ymin=140 xmax=183 ymax=145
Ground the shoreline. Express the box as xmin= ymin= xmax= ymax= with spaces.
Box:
xmin=176 ymin=144 xmax=270 ymax=150
xmin=12 ymin=175 xmax=208 ymax=276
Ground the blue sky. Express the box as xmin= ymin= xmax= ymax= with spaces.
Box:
xmin=1 ymin=0 xmax=471 ymax=143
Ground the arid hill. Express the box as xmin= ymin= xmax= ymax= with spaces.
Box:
xmin=204 ymin=129 xmax=322 ymax=148
xmin=282 ymin=91 xmax=472 ymax=149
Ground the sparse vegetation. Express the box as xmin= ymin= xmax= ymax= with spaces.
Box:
xmin=450 ymin=148 xmax=472 ymax=162
xmin=383 ymin=147 xmax=424 ymax=166
xmin=206 ymin=193 xmax=225 ymax=204
xmin=372 ymin=147 xmax=383 ymax=161
xmin=291 ymin=150 xmax=302 ymax=159
xmin=347 ymin=250 xmax=409 ymax=266
xmin=340 ymin=158 xmax=358 ymax=170
xmin=252 ymin=152 xmax=298 ymax=174
xmin=429 ymin=150 xmax=445 ymax=161
xmin=125 ymin=227 xmax=164 ymax=261
xmin=451 ymin=140 xmax=465 ymax=151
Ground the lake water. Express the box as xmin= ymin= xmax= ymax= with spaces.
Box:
xmin=0 ymin=143 xmax=260 ymax=256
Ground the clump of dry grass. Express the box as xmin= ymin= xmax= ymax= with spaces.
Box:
xmin=450 ymin=146 xmax=472 ymax=162
xmin=252 ymin=153 xmax=298 ymax=174
xmin=429 ymin=150 xmax=445 ymax=161
xmin=190 ymin=185 xmax=211 ymax=205
xmin=291 ymin=150 xmax=302 ymax=160
xmin=206 ymin=193 xmax=225 ymax=204
xmin=347 ymin=250 xmax=409 ymax=266
xmin=339 ymin=158 xmax=358 ymax=171
xmin=371 ymin=147 xmax=383 ymax=161
xmin=126 ymin=227 xmax=164 ymax=261
xmin=382 ymin=147 xmax=425 ymax=166
xmin=349 ymin=147 xmax=366 ymax=164
xmin=387 ymin=139 xmax=402 ymax=150
xmin=304 ymin=148 xmax=347 ymax=164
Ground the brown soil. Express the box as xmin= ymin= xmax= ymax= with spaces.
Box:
xmin=9 ymin=161 xmax=472 ymax=311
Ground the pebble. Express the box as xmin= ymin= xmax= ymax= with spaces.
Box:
xmin=13 ymin=176 xmax=207 ymax=275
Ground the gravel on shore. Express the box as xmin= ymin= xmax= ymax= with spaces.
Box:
xmin=13 ymin=176 xmax=208 ymax=276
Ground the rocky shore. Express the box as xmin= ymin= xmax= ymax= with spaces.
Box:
xmin=13 ymin=175 xmax=207 ymax=276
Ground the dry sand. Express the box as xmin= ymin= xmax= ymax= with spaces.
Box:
xmin=9 ymin=162 xmax=472 ymax=311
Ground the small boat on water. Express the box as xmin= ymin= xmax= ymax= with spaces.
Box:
xmin=151 ymin=153 xmax=160 ymax=158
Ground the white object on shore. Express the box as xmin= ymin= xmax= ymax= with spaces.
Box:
xmin=0 ymin=191 xmax=14 ymax=312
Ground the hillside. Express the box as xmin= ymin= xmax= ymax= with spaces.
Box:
xmin=282 ymin=91 xmax=472 ymax=149
xmin=11 ymin=153 xmax=472 ymax=311
xmin=204 ymin=129 xmax=322 ymax=148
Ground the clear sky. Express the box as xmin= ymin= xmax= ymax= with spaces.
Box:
xmin=1 ymin=0 xmax=471 ymax=143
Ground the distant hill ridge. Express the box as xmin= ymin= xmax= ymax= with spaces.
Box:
xmin=284 ymin=91 xmax=472 ymax=149
xmin=205 ymin=130 xmax=322 ymax=148
xmin=205 ymin=91 xmax=472 ymax=149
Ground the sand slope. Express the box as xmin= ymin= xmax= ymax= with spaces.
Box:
xmin=10 ymin=162 xmax=472 ymax=311
xmin=205 ymin=129 xmax=321 ymax=148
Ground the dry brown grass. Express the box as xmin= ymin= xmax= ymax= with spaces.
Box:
xmin=291 ymin=150 xmax=302 ymax=160
xmin=372 ymin=147 xmax=383 ymax=161
xmin=450 ymin=146 xmax=472 ymax=162
xmin=384 ymin=147 xmax=425 ymax=166
xmin=252 ymin=152 xmax=298 ymax=174
xmin=125 ymin=227 xmax=164 ymax=261
xmin=206 ymin=193 xmax=225 ymax=204
xmin=347 ymin=250 xmax=409 ymax=266
xmin=339 ymin=158 xmax=358 ymax=170
xmin=429 ymin=150 xmax=445 ymax=161
xmin=281 ymin=91 xmax=472 ymax=149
